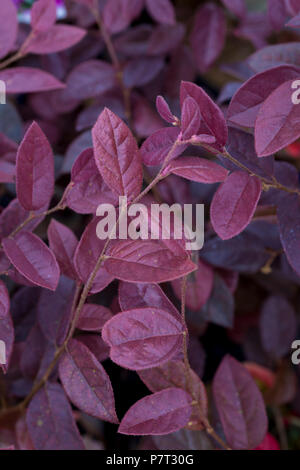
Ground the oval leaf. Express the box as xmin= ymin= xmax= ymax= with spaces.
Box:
xmin=92 ymin=108 xmax=142 ymax=200
xmin=59 ymin=339 xmax=118 ymax=423
xmin=102 ymin=307 xmax=185 ymax=370
xmin=3 ymin=231 xmax=60 ymax=291
xmin=26 ymin=382 xmax=84 ymax=450
xmin=16 ymin=122 xmax=54 ymax=211
xmin=212 ymin=355 xmax=268 ymax=449
xmin=210 ymin=171 xmax=261 ymax=240
xmin=118 ymin=388 xmax=192 ymax=435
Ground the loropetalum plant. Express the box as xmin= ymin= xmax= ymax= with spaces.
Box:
xmin=0 ymin=0 xmax=300 ymax=451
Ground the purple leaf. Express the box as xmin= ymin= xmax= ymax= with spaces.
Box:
xmin=278 ymin=194 xmax=300 ymax=277
xmin=145 ymin=0 xmax=176 ymax=25
xmin=16 ymin=122 xmax=54 ymax=211
xmin=171 ymin=258 xmax=214 ymax=312
xmin=0 ymin=68 xmax=65 ymax=94
xmin=147 ymin=23 xmax=185 ymax=56
xmin=213 ymin=355 xmax=268 ymax=449
xmin=65 ymin=60 xmax=117 ymax=100
xmin=181 ymin=97 xmax=201 ymax=140
xmin=0 ymin=0 xmax=18 ymax=58
xmin=118 ymin=388 xmax=192 ymax=435
xmin=59 ymin=339 xmax=118 ymax=423
xmin=0 ymin=0 xmax=18 ymax=60
xmin=139 ymin=361 xmax=207 ymax=430
xmin=25 ymin=25 xmax=86 ymax=54
xmin=119 ymin=281 xmax=180 ymax=320
xmin=26 ymin=382 xmax=84 ymax=450
xmin=77 ymin=304 xmax=112 ymax=332
xmin=123 ymin=57 xmax=164 ymax=88
xmin=267 ymin=0 xmax=288 ymax=31
xmin=220 ymin=0 xmax=246 ymax=18
xmin=66 ymin=148 xmax=118 ymax=214
xmin=92 ymin=108 xmax=143 ymax=200
xmin=255 ymin=79 xmax=300 ymax=157
xmin=0 ymin=199 xmax=46 ymax=241
xmin=0 ymin=280 xmax=14 ymax=371
xmin=102 ymin=307 xmax=185 ymax=370
xmin=227 ymin=65 xmax=299 ymax=128
xmin=210 ymin=171 xmax=261 ymax=240
xmin=103 ymin=0 xmax=144 ymax=34
xmin=3 ymin=231 xmax=60 ymax=291
xmin=259 ymin=295 xmax=297 ymax=359
xmin=37 ymin=276 xmax=75 ymax=345
xmin=74 ymin=218 xmax=114 ymax=294
xmin=180 ymin=81 xmax=227 ymax=147
xmin=48 ymin=220 xmax=78 ymax=280
xmin=156 ymin=96 xmax=177 ymax=124
xmin=248 ymin=43 xmax=300 ymax=73
xmin=31 ymin=0 xmax=57 ymax=32
xmin=105 ymin=239 xmax=197 ymax=283
xmin=141 ymin=127 xmax=185 ymax=166
xmin=190 ymin=3 xmax=226 ymax=73
xmin=286 ymin=12 xmax=300 ymax=27
xmin=165 ymin=156 xmax=229 ymax=184
xmin=78 ymin=334 xmax=110 ymax=363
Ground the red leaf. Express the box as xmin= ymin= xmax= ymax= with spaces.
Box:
xmin=25 ymin=25 xmax=86 ymax=54
xmin=59 ymin=339 xmax=118 ymax=423
xmin=213 ymin=355 xmax=268 ymax=449
xmin=227 ymin=65 xmax=299 ymax=128
xmin=165 ymin=156 xmax=229 ymax=183
xmin=77 ymin=304 xmax=112 ymax=332
xmin=0 ymin=0 xmax=18 ymax=60
xmin=145 ymin=0 xmax=176 ymax=25
xmin=0 ymin=280 xmax=14 ymax=371
xmin=255 ymin=79 xmax=300 ymax=157
xmin=16 ymin=122 xmax=54 ymax=211
xmin=210 ymin=171 xmax=261 ymax=240
xmin=31 ymin=0 xmax=57 ymax=32
xmin=180 ymin=81 xmax=227 ymax=147
xmin=105 ymin=239 xmax=197 ymax=283
xmin=48 ymin=220 xmax=78 ymax=279
xmin=190 ymin=3 xmax=226 ymax=73
xmin=102 ymin=307 xmax=185 ymax=370
xmin=74 ymin=218 xmax=114 ymax=294
xmin=0 ymin=68 xmax=65 ymax=94
xmin=118 ymin=388 xmax=192 ymax=435
xmin=3 ymin=231 xmax=60 ymax=291
xmin=92 ymin=108 xmax=143 ymax=200
xmin=139 ymin=360 xmax=208 ymax=430
xmin=26 ymin=382 xmax=84 ymax=450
